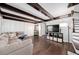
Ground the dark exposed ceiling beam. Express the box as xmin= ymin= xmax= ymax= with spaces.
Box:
xmin=45 ymin=12 xmax=73 ymax=22
xmin=68 ymin=3 xmax=79 ymax=8
xmin=27 ymin=3 xmax=54 ymax=20
xmin=38 ymin=13 xmax=72 ymax=23
xmin=2 ymin=15 xmax=35 ymax=23
xmin=3 ymin=15 xmax=35 ymax=22
xmin=0 ymin=3 xmax=45 ymax=21
xmin=0 ymin=10 xmax=38 ymax=22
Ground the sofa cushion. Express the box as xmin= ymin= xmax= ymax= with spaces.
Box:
xmin=8 ymin=36 xmax=18 ymax=44
xmin=0 ymin=33 xmax=8 ymax=47
xmin=8 ymin=32 xmax=16 ymax=38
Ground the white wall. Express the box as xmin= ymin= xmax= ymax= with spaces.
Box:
xmin=0 ymin=18 xmax=34 ymax=36
xmin=38 ymin=17 xmax=73 ymax=42
xmin=46 ymin=17 xmax=73 ymax=42
xmin=25 ymin=23 xmax=34 ymax=36
xmin=38 ymin=22 xmax=46 ymax=36
xmin=0 ymin=13 xmax=3 ymax=34
xmin=0 ymin=14 xmax=1 ymax=34
xmin=38 ymin=6 xmax=75 ymax=43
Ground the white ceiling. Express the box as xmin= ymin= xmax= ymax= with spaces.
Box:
xmin=1 ymin=8 xmax=42 ymax=21
xmin=39 ymin=3 xmax=69 ymax=17
xmin=3 ymin=3 xmax=75 ymax=22
xmin=7 ymin=3 xmax=49 ymax=20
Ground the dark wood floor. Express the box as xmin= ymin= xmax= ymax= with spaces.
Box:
xmin=32 ymin=36 xmax=75 ymax=55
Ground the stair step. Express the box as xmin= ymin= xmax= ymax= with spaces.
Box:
xmin=74 ymin=26 xmax=79 ymax=27
xmin=74 ymin=30 xmax=79 ymax=32
xmin=74 ymin=21 xmax=79 ymax=24
xmin=74 ymin=27 xmax=79 ymax=29
xmin=74 ymin=24 xmax=79 ymax=25
xmin=73 ymin=35 xmax=79 ymax=37
xmin=74 ymin=19 xmax=79 ymax=21
xmin=74 ymin=22 xmax=79 ymax=23
xmin=73 ymin=33 xmax=79 ymax=35
xmin=73 ymin=19 xmax=79 ymax=20
xmin=74 ymin=29 xmax=79 ymax=30
xmin=72 ymin=36 xmax=79 ymax=40
xmin=73 ymin=37 xmax=79 ymax=41
xmin=74 ymin=25 xmax=79 ymax=26
xmin=74 ymin=20 xmax=79 ymax=22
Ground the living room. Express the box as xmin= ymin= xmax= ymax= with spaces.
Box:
xmin=0 ymin=3 xmax=79 ymax=55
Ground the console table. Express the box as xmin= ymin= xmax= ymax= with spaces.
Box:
xmin=47 ymin=32 xmax=63 ymax=43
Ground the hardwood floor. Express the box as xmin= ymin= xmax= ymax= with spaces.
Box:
xmin=32 ymin=36 xmax=75 ymax=55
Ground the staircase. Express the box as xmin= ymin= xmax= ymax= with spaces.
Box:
xmin=73 ymin=18 xmax=79 ymax=33
xmin=72 ymin=33 xmax=79 ymax=54
xmin=72 ymin=11 xmax=79 ymax=54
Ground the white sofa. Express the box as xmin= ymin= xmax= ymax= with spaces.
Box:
xmin=0 ymin=32 xmax=33 ymax=55
xmin=0 ymin=38 xmax=33 ymax=55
